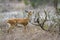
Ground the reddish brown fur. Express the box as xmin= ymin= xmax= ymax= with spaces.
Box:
xmin=7 ymin=11 xmax=32 ymax=33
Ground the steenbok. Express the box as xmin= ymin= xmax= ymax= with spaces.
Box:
xmin=7 ymin=11 xmax=33 ymax=33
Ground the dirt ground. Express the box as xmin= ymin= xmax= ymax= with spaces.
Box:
xmin=0 ymin=23 xmax=60 ymax=40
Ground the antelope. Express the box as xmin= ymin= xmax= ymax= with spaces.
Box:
xmin=7 ymin=11 xmax=33 ymax=33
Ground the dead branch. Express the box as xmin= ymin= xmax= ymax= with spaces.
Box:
xmin=30 ymin=10 xmax=47 ymax=31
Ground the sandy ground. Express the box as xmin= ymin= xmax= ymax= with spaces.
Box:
xmin=0 ymin=23 xmax=60 ymax=40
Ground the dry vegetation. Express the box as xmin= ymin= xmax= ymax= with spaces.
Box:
xmin=0 ymin=0 xmax=60 ymax=40
xmin=0 ymin=23 xmax=60 ymax=40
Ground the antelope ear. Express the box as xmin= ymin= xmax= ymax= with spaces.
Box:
xmin=25 ymin=10 xmax=28 ymax=13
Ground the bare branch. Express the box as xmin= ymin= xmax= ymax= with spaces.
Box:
xmin=30 ymin=9 xmax=47 ymax=31
xmin=37 ymin=10 xmax=47 ymax=30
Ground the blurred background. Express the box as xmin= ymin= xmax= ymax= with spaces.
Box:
xmin=0 ymin=0 xmax=60 ymax=40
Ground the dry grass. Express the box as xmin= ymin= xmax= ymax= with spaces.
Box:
xmin=0 ymin=23 xmax=60 ymax=40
